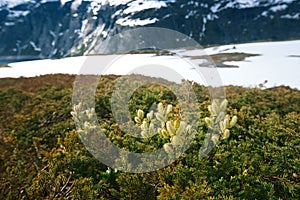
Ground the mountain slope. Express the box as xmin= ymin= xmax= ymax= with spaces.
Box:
xmin=0 ymin=0 xmax=299 ymax=60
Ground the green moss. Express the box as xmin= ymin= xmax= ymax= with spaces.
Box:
xmin=0 ymin=74 xmax=299 ymax=199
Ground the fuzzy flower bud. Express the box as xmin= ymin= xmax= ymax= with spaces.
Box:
xmin=160 ymin=128 xmax=169 ymax=138
xmin=216 ymin=111 xmax=225 ymax=123
xmin=220 ymin=121 xmax=225 ymax=132
xmin=172 ymin=135 xmax=184 ymax=146
xmin=230 ymin=116 xmax=238 ymax=127
xmin=166 ymin=104 xmax=173 ymax=115
xmin=70 ymin=111 xmax=77 ymax=118
xmin=185 ymin=125 xmax=191 ymax=133
xmin=176 ymin=121 xmax=186 ymax=135
xmin=223 ymin=129 xmax=230 ymax=140
xmin=208 ymin=105 xmax=213 ymax=115
xmin=166 ymin=121 xmax=175 ymax=136
xmin=220 ymin=99 xmax=228 ymax=111
xmin=134 ymin=116 xmax=141 ymax=124
xmin=73 ymin=102 xmax=82 ymax=112
xmin=204 ymin=117 xmax=211 ymax=126
xmin=146 ymin=110 xmax=154 ymax=120
xmin=224 ymin=118 xmax=230 ymax=129
xmin=174 ymin=119 xmax=181 ymax=129
xmin=212 ymin=101 xmax=219 ymax=115
xmin=87 ymin=108 xmax=95 ymax=120
xmin=163 ymin=143 xmax=174 ymax=154
xmin=137 ymin=109 xmax=144 ymax=119
xmin=211 ymin=134 xmax=220 ymax=144
xmin=141 ymin=130 xmax=147 ymax=138
xmin=141 ymin=120 xmax=148 ymax=130
xmin=149 ymin=123 xmax=155 ymax=135
xmin=157 ymin=102 xmax=164 ymax=114
xmin=155 ymin=113 xmax=165 ymax=123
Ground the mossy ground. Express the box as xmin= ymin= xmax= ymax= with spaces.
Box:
xmin=0 ymin=74 xmax=299 ymax=199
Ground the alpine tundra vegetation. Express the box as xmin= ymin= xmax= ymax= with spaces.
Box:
xmin=0 ymin=74 xmax=299 ymax=199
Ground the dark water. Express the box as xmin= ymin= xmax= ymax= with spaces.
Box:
xmin=0 ymin=60 xmax=18 ymax=64
xmin=0 ymin=57 xmax=41 ymax=65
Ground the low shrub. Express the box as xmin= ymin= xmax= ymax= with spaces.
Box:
xmin=0 ymin=75 xmax=299 ymax=199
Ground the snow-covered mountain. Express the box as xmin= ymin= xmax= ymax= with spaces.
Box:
xmin=0 ymin=0 xmax=299 ymax=60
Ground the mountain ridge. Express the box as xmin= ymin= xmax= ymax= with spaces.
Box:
xmin=0 ymin=0 xmax=299 ymax=60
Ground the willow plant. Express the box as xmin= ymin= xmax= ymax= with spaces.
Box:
xmin=199 ymin=99 xmax=238 ymax=157
xmin=134 ymin=102 xmax=191 ymax=158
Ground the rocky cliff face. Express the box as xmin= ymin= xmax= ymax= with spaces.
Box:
xmin=0 ymin=0 xmax=299 ymax=60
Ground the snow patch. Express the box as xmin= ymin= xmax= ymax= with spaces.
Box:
xmin=71 ymin=0 xmax=82 ymax=11
xmin=281 ymin=13 xmax=300 ymax=19
xmin=81 ymin=19 xmax=89 ymax=33
xmin=7 ymin=10 xmax=30 ymax=18
xmin=205 ymin=40 xmax=300 ymax=89
xmin=211 ymin=0 xmax=296 ymax=12
xmin=60 ymin=0 xmax=72 ymax=6
xmin=116 ymin=17 xmax=158 ymax=27
xmin=4 ymin=22 xmax=15 ymax=26
xmin=106 ymin=0 xmax=132 ymax=6
xmin=90 ymin=1 xmax=101 ymax=15
xmin=207 ymin=13 xmax=218 ymax=21
xmin=123 ymin=0 xmax=168 ymax=15
xmin=211 ymin=3 xmax=221 ymax=13
xmin=29 ymin=41 xmax=41 ymax=52
xmin=235 ymin=0 xmax=260 ymax=8
xmin=200 ymin=3 xmax=208 ymax=8
xmin=270 ymin=0 xmax=296 ymax=4
xmin=101 ymin=30 xmax=108 ymax=38
xmin=0 ymin=0 xmax=35 ymax=8
xmin=49 ymin=31 xmax=56 ymax=39
xmin=261 ymin=11 xmax=268 ymax=17
xmin=185 ymin=10 xmax=197 ymax=19
xmin=269 ymin=4 xmax=288 ymax=12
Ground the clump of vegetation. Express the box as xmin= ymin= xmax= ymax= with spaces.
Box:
xmin=134 ymin=102 xmax=193 ymax=159
xmin=0 ymin=63 xmax=10 ymax=68
xmin=190 ymin=53 xmax=260 ymax=68
xmin=200 ymin=99 xmax=237 ymax=157
xmin=209 ymin=53 xmax=260 ymax=63
xmin=0 ymin=74 xmax=299 ymax=199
